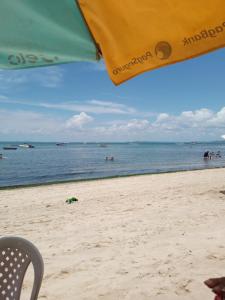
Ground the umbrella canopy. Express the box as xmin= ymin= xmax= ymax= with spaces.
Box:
xmin=78 ymin=0 xmax=225 ymax=84
xmin=0 ymin=0 xmax=99 ymax=69
xmin=0 ymin=1 xmax=224 ymax=84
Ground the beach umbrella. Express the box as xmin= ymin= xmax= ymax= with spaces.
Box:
xmin=0 ymin=0 xmax=225 ymax=85
xmin=0 ymin=0 xmax=99 ymax=69
xmin=78 ymin=0 xmax=225 ymax=84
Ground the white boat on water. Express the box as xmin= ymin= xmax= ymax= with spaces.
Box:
xmin=19 ymin=143 xmax=35 ymax=148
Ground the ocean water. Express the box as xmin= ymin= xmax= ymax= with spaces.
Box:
xmin=0 ymin=141 xmax=225 ymax=188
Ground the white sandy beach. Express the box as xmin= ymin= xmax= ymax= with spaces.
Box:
xmin=1 ymin=168 xmax=225 ymax=299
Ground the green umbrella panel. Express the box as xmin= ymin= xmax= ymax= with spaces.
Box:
xmin=0 ymin=0 xmax=99 ymax=69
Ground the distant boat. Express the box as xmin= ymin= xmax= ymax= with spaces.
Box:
xmin=56 ymin=143 xmax=65 ymax=146
xmin=184 ymin=142 xmax=198 ymax=145
xmin=19 ymin=143 xmax=35 ymax=148
xmin=99 ymin=143 xmax=107 ymax=148
xmin=3 ymin=146 xmax=17 ymax=150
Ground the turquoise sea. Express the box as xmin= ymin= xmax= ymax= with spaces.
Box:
xmin=0 ymin=141 xmax=225 ymax=188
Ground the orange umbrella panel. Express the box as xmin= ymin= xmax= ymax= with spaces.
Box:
xmin=78 ymin=0 xmax=225 ymax=85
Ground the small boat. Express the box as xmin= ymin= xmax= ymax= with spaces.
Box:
xmin=56 ymin=143 xmax=65 ymax=146
xmin=19 ymin=143 xmax=35 ymax=148
xmin=3 ymin=147 xmax=17 ymax=150
xmin=99 ymin=143 xmax=107 ymax=148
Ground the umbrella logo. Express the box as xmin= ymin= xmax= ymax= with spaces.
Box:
xmin=155 ymin=41 xmax=172 ymax=60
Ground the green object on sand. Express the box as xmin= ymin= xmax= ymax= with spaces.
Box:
xmin=66 ymin=197 xmax=78 ymax=204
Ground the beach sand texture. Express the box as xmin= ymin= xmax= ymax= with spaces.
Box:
xmin=1 ymin=168 xmax=225 ymax=300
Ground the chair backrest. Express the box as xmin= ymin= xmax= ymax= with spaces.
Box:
xmin=0 ymin=236 xmax=44 ymax=300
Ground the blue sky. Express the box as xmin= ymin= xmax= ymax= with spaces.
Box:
xmin=0 ymin=48 xmax=225 ymax=142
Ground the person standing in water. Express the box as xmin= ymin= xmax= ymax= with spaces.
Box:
xmin=203 ymin=151 xmax=210 ymax=159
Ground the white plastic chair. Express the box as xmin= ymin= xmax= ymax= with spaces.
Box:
xmin=0 ymin=236 xmax=44 ymax=300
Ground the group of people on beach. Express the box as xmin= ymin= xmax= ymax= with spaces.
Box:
xmin=105 ymin=156 xmax=114 ymax=161
xmin=203 ymin=151 xmax=222 ymax=160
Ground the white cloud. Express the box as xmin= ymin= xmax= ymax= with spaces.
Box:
xmin=0 ymin=110 xmax=93 ymax=139
xmin=88 ymin=107 xmax=225 ymax=141
xmin=156 ymin=113 xmax=170 ymax=122
xmin=0 ymin=98 xmax=136 ymax=115
xmin=156 ymin=107 xmax=225 ymax=130
xmin=0 ymin=109 xmax=62 ymax=136
xmin=30 ymin=67 xmax=63 ymax=88
xmin=89 ymin=100 xmax=124 ymax=108
xmin=42 ymin=99 xmax=136 ymax=115
xmin=0 ymin=66 xmax=63 ymax=89
xmin=87 ymin=119 xmax=151 ymax=141
xmin=87 ymin=99 xmax=136 ymax=114
xmin=65 ymin=112 xmax=93 ymax=129
xmin=1 ymin=107 xmax=225 ymax=142
xmin=86 ymin=60 xmax=106 ymax=72
xmin=208 ymin=107 xmax=225 ymax=128
xmin=0 ymin=71 xmax=28 ymax=88
xmin=0 ymin=95 xmax=8 ymax=100
xmin=109 ymin=119 xmax=150 ymax=132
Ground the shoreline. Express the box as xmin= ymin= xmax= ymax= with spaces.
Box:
xmin=1 ymin=165 xmax=225 ymax=190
